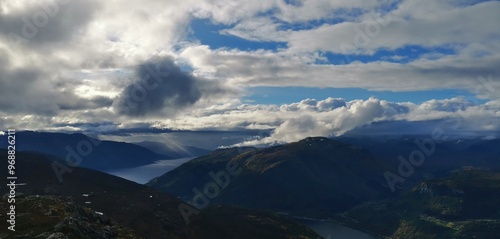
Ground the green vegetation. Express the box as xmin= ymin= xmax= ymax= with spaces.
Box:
xmin=336 ymin=169 xmax=500 ymax=239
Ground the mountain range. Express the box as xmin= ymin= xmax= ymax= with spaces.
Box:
xmin=0 ymin=131 xmax=209 ymax=171
xmin=3 ymin=131 xmax=499 ymax=238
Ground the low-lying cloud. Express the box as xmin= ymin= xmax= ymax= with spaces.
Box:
xmin=224 ymin=97 xmax=500 ymax=146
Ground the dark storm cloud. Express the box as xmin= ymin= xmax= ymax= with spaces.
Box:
xmin=114 ymin=57 xmax=228 ymax=117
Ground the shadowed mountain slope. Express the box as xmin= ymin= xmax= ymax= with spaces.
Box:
xmin=148 ymin=137 xmax=391 ymax=217
xmin=0 ymin=150 xmax=320 ymax=239
xmin=336 ymin=169 xmax=500 ymax=239
xmin=0 ymin=131 xmax=169 ymax=171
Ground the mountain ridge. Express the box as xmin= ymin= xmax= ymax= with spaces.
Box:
xmin=148 ymin=137 xmax=392 ymax=217
xmin=0 ymin=131 xmax=170 ymax=171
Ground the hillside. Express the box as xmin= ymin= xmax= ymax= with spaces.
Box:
xmin=0 ymin=150 xmax=320 ymax=239
xmin=148 ymin=137 xmax=391 ymax=217
xmin=335 ymin=169 xmax=500 ymax=239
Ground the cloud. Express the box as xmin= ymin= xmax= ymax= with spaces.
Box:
xmin=0 ymin=0 xmax=100 ymax=48
xmin=0 ymin=0 xmax=115 ymax=116
xmin=0 ymin=0 xmax=498 ymax=140
xmin=218 ymin=97 xmax=500 ymax=146
xmin=113 ymin=57 xmax=230 ymax=117
xmin=0 ymin=56 xmax=74 ymax=115
xmin=0 ymin=94 xmax=498 ymax=144
xmin=219 ymin=17 xmax=289 ymax=42
xmin=0 ymin=48 xmax=116 ymax=116
xmin=265 ymin=97 xmax=407 ymax=142
xmin=190 ymin=0 xmax=277 ymax=24
xmin=59 ymin=96 xmax=114 ymax=110
xmin=179 ymin=43 xmax=500 ymax=99
xmin=281 ymin=98 xmax=347 ymax=112
xmin=181 ymin=1 xmax=500 ymax=100
xmin=216 ymin=1 xmax=499 ymax=55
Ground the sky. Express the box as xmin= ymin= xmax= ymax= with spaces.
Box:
xmin=0 ymin=0 xmax=499 ymax=145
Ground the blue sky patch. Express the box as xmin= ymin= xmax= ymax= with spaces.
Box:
xmin=320 ymin=45 xmax=457 ymax=65
xmin=189 ymin=18 xmax=286 ymax=50
xmin=190 ymin=17 xmax=458 ymax=66
xmin=243 ymin=86 xmax=484 ymax=105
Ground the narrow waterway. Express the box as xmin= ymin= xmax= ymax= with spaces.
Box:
xmin=106 ymin=157 xmax=194 ymax=184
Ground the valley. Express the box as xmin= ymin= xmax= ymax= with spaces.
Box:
xmin=1 ymin=131 xmax=499 ymax=238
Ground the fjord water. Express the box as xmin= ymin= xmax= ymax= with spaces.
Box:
xmin=296 ymin=219 xmax=378 ymax=239
xmin=106 ymin=157 xmax=194 ymax=184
